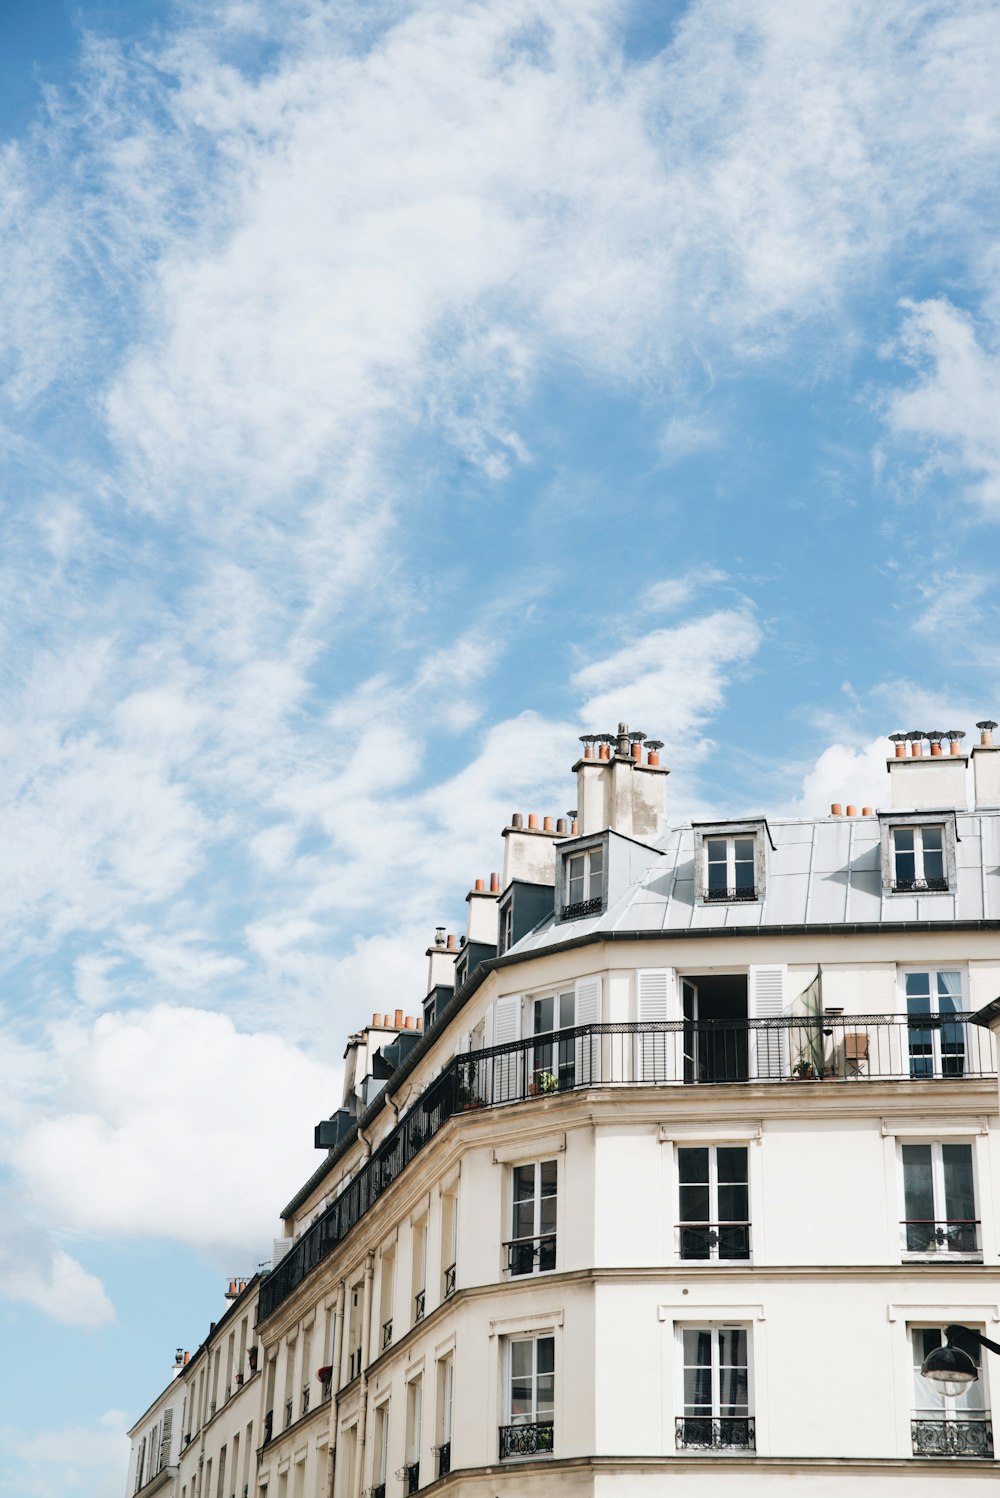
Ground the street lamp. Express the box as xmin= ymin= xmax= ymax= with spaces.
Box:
xmin=921 ymin=1326 xmax=1000 ymax=1398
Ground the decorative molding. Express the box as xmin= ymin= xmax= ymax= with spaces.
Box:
xmin=659 ymin=1303 xmax=765 ymax=1322
xmin=489 ymin=1309 xmax=564 ymax=1338
xmin=492 ymin=1132 xmax=566 ymax=1164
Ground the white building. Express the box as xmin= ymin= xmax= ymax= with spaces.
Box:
xmin=130 ymin=719 xmax=1000 ymax=1496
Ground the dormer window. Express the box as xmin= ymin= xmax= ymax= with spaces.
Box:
xmin=705 ymin=836 xmax=756 ymax=903
xmin=892 ymin=825 xmax=947 ymax=892
xmin=880 ymin=812 xmax=956 ymax=896
xmin=559 ymin=844 xmax=605 ymax=921
xmin=693 ymin=820 xmax=768 ymax=907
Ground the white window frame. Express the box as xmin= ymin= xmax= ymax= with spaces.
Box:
xmin=892 ymin=824 xmax=947 ymax=891
xmin=898 ymin=1140 xmax=980 ymax=1259
xmin=507 ymin=1159 xmax=557 ymax=1278
xmin=910 ymin=1324 xmax=991 ymax=1455
xmin=504 ymin=1332 xmax=556 ymax=1437
xmin=899 ymin=967 xmax=967 ymax=1079
xmin=675 ymin=1323 xmax=754 ymax=1453
xmin=372 ymin=1399 xmax=390 ymax=1488
xmin=704 ymin=836 xmax=757 ymax=901
xmin=675 ymin=1144 xmax=751 ymax=1263
xmin=560 ymin=843 xmax=605 ymax=918
xmin=880 ymin=813 xmax=957 ymax=896
xmin=500 ymin=901 xmax=514 ymax=954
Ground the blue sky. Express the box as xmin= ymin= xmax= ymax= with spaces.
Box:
xmin=1 ymin=0 xmax=999 ymax=1491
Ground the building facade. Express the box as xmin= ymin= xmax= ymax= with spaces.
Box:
xmin=129 ymin=720 xmax=1000 ymax=1496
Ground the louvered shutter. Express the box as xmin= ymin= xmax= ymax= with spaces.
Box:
xmin=491 ymin=995 xmax=522 ymax=1102
xmin=749 ymin=964 xmax=787 ymax=1079
xmin=574 ymin=976 xmax=601 ymax=1085
xmin=158 ymin=1409 xmax=173 ymax=1472
xmin=637 ymin=968 xmax=676 ymax=1081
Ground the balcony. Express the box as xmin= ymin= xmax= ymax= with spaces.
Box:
xmin=499 ymin=1421 xmax=554 ymax=1459
xmin=676 ymin=1415 xmax=755 ymax=1451
xmin=677 ymin=1222 xmax=751 ymax=1261
xmin=892 ymin=878 xmax=949 ymax=894
xmin=257 ymin=1013 xmax=995 ymax=1323
xmin=704 ymin=886 xmax=757 ymax=903
xmin=912 ymin=1418 xmax=993 ymax=1457
xmin=505 ymin=1232 xmax=556 ymax=1276
xmin=381 ymin=1317 xmax=393 ymax=1351
xmin=443 ymin=1262 xmax=456 ymax=1298
xmin=435 ymin=1442 xmax=451 ymax=1478
xmin=402 ymin=1462 xmax=419 ymax=1494
xmin=414 ymin=1289 xmax=425 ymax=1323
xmin=371 ymin=1485 xmax=386 ymax=1498
xmin=901 ymin=1219 xmax=981 ymax=1257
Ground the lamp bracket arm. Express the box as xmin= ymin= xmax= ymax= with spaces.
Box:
xmin=945 ymin=1324 xmax=1000 ymax=1359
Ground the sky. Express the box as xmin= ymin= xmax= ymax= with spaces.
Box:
xmin=0 ymin=0 xmax=999 ymax=1491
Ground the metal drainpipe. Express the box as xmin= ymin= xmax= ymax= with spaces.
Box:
xmin=325 ymin=1280 xmax=346 ymax=1498
xmin=351 ymin=1253 xmax=375 ymax=1498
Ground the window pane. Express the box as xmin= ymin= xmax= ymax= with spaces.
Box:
xmin=895 ymin=828 xmax=914 ymax=853
xmin=683 ymin=1329 xmax=712 ymax=1366
xmin=717 ymin=1147 xmax=748 ymax=1184
xmin=921 ymin=827 xmax=945 ymax=882
xmin=679 ymin=1184 xmax=710 ymax=1223
xmin=513 ymin=1200 xmax=535 ymax=1240
xmin=683 ymin=1366 xmax=712 ymax=1411
xmin=534 ymin=997 xmax=554 ymax=1035
xmin=733 ymin=838 xmax=754 ymax=862
xmin=539 ymin=1197 xmax=557 ymax=1235
xmin=559 ymin=992 xmax=575 ymax=1029
xmin=905 ymin=972 xmax=930 ymax=998
xmin=513 ymin=1166 xmax=535 ymax=1202
xmin=510 ymin=1381 xmax=533 ymax=1421
xmin=717 ymin=1183 xmax=748 ymax=1223
xmin=511 ymin=1341 xmax=532 ymax=1379
xmin=536 ymin=1337 xmax=554 ymax=1375
xmin=902 ymin=1145 xmax=934 ymax=1248
xmin=936 ymin=971 xmax=962 ymax=1002
xmin=719 ymin=1328 xmax=747 ymax=1365
xmin=706 ymin=840 xmax=727 ymax=864
xmin=588 ymin=845 xmax=603 ymax=885
xmin=535 ymin=1376 xmax=554 ymax=1418
xmin=678 ymin=1147 xmax=709 ymax=1185
xmin=942 ymin=1144 xmax=975 ymax=1224
xmin=540 ymin=1160 xmax=558 ymax=1194
xmin=567 ymin=854 xmax=585 ymax=904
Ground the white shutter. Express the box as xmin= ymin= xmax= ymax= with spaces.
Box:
xmin=749 ymin=964 xmax=787 ymax=1080
xmin=637 ymin=968 xmax=676 ymax=1082
xmin=491 ymin=995 xmax=522 ymax=1102
xmin=574 ymin=976 xmax=602 ymax=1085
xmin=158 ymin=1409 xmax=173 ymax=1472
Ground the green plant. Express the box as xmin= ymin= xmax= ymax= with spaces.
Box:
xmin=537 ymin=1070 xmax=559 ymax=1094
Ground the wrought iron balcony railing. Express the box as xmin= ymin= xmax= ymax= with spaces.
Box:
xmin=262 ymin=1409 xmax=273 ymax=1447
xmin=257 ymin=1013 xmax=995 ymax=1323
xmin=443 ymin=1262 xmax=456 ymax=1297
xmin=704 ymin=885 xmax=757 ymax=903
xmin=414 ymin=1289 xmax=425 ymax=1323
xmin=499 ymin=1421 xmax=554 ymax=1459
xmin=382 ymin=1317 xmax=393 ymax=1350
xmin=912 ymin=1418 xmax=993 ymax=1457
xmin=370 ymin=1484 xmax=386 ymax=1498
xmin=676 ymin=1415 xmax=755 ymax=1450
xmin=892 ymin=878 xmax=949 ymax=894
xmin=403 ymin=1461 xmax=419 ymax=1494
xmin=435 ymin=1441 xmax=451 ymax=1478
xmin=901 ymin=1219 xmax=981 ymax=1255
xmin=505 ymin=1232 xmax=557 ymax=1276
xmin=677 ymin=1222 xmax=751 ymax=1260
xmin=561 ymin=896 xmax=603 ymax=921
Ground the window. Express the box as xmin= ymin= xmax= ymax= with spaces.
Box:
xmin=500 ymin=1336 xmax=555 ymax=1459
xmin=901 ymin=1143 xmax=979 ymax=1256
xmin=378 ymin=1245 xmax=395 ymax=1351
xmin=677 ymin=1146 xmax=750 ymax=1261
xmin=676 ymin=1327 xmax=754 ymax=1451
xmin=904 ymin=970 xmax=966 ymax=1078
xmin=500 ymin=902 xmax=514 ymax=954
xmin=411 ymin=1217 xmax=427 ymax=1324
xmin=436 ymin=1355 xmax=454 ymax=1479
xmin=441 ymin=1190 xmax=458 ymax=1298
xmin=562 ymin=845 xmax=604 ymax=919
xmin=403 ymin=1376 xmax=421 ymax=1493
xmin=507 ymin=1160 xmax=557 ymax=1276
xmin=531 ymin=991 xmax=575 ymax=1091
xmin=893 ymin=825 xmax=947 ymax=892
xmin=705 ymin=836 xmax=756 ymax=903
xmin=911 ymin=1327 xmax=992 ymax=1457
xmin=372 ymin=1402 xmax=389 ymax=1498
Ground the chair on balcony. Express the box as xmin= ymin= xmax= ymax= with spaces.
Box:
xmin=844 ymin=1032 xmax=869 ymax=1077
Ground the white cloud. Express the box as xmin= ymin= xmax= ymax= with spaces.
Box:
xmin=0 ymin=1227 xmax=116 ymax=1330
xmin=885 ymin=299 xmax=1000 ymax=511
xmin=8 ymin=1006 xmax=339 ymax=1252
xmin=791 ymin=737 xmax=893 ymax=819
xmin=641 ymin=569 xmax=728 ymax=615
xmin=0 ymin=1409 xmax=129 ymax=1498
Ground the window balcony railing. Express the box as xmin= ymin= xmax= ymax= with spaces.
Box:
xmin=504 ymin=1233 xmax=556 ymax=1276
xmin=443 ymin=1262 xmax=456 ymax=1297
xmin=402 ymin=1461 xmax=419 ymax=1494
xmin=677 ymin=1222 xmax=751 ymax=1260
xmin=892 ymin=878 xmax=949 ymax=894
xmin=370 ymin=1484 xmax=386 ymax=1498
xmin=262 ymin=1409 xmax=273 ymax=1447
xmin=284 ymin=1397 xmax=293 ymax=1429
xmin=912 ymin=1418 xmax=993 ymax=1457
xmin=414 ymin=1289 xmax=425 ymax=1323
xmin=435 ymin=1442 xmax=451 ymax=1478
xmin=901 ymin=1220 xmax=981 ymax=1255
xmin=704 ymin=886 xmax=757 ymax=903
xmin=257 ymin=1013 xmax=995 ymax=1323
xmin=499 ymin=1421 xmax=554 ymax=1459
xmin=381 ymin=1317 xmax=393 ymax=1351
xmin=561 ymin=896 xmax=603 ymax=921
xmin=676 ymin=1415 xmax=755 ymax=1451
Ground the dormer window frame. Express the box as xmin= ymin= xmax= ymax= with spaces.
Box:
xmin=692 ymin=820 xmax=770 ymax=908
xmin=555 ymin=834 xmax=608 ymax=923
xmin=879 ymin=811 xmax=958 ymax=897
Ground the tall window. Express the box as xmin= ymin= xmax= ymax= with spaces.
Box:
xmin=901 ymin=1143 xmax=979 ymax=1255
xmin=893 ymin=826 xmax=947 ymax=891
xmin=911 ymin=1328 xmax=992 ymax=1458
xmin=441 ymin=1191 xmax=458 ymax=1298
xmin=705 ymin=837 xmax=756 ymax=902
xmin=507 ymin=1161 xmax=557 ymax=1276
xmin=404 ymin=1376 xmax=422 ymax=1494
xmin=378 ymin=1245 xmax=395 ymax=1351
xmin=411 ymin=1216 xmax=427 ymax=1324
xmin=677 ymin=1146 xmax=750 ymax=1261
xmin=436 ymin=1354 xmax=454 ymax=1479
xmin=532 ymin=991 xmax=575 ymax=1091
xmin=904 ymin=970 xmax=965 ymax=1078
xmin=372 ymin=1402 xmax=389 ymax=1498
xmin=500 ymin=1336 xmax=555 ymax=1459
xmin=677 ymin=1327 xmax=753 ymax=1451
xmin=564 ymin=846 xmax=603 ymax=917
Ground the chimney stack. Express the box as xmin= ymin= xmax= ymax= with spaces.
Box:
xmin=972 ymin=720 xmax=1000 ymax=808
xmin=574 ymin=724 xmax=669 ymax=838
xmin=887 ymin=729 xmax=969 ymax=810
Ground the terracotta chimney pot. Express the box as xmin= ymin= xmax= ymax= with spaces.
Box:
xmin=446 ymin=933 xmax=457 ymax=951
xmin=394 ymin=1007 xmax=404 ymax=1028
xmin=830 ymin=803 xmax=842 ymax=816
xmin=543 ymin=815 xmax=554 ymax=832
xmin=556 ymin=817 xmax=567 ymax=834
xmin=630 ymin=740 xmax=642 ymax=760
xmin=571 ymin=819 xmax=579 ymax=834
xmin=930 ymin=742 xmax=943 ymax=757
xmin=583 ymin=744 xmax=594 ymax=759
xmin=911 ymin=739 xmax=923 ymax=757
xmin=489 ymin=872 xmax=499 ymax=893
xmin=512 ymin=812 xmax=524 ymax=828
xmin=647 ymin=749 xmax=660 ymax=766
xmin=416 ymin=1018 xmax=423 ymax=1030
xmin=862 ymin=806 xmax=873 ymax=816
xmin=404 ymin=1016 xmax=414 ymax=1030
xmin=528 ymin=813 xmax=539 ymax=829
xmin=474 ymin=877 xmax=484 ymax=892
xmin=846 ymin=804 xmax=857 ymax=817
xmin=371 ymin=1012 xmax=379 ymax=1027
xmin=950 ymin=739 xmax=962 ymax=755
xmin=894 ymin=741 xmax=906 ymax=758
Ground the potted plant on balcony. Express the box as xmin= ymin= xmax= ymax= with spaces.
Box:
xmin=791 ymin=1059 xmax=819 ymax=1080
xmin=248 ymin=1346 xmax=259 ymax=1374
xmin=537 ymin=1070 xmax=559 ymax=1094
